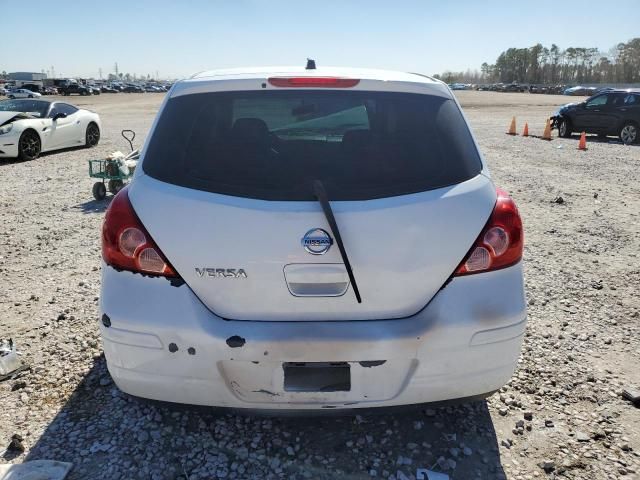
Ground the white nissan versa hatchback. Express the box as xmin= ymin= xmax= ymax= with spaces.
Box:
xmin=99 ymin=66 xmax=526 ymax=410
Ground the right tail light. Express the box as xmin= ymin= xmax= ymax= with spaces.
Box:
xmin=454 ymin=188 xmax=523 ymax=276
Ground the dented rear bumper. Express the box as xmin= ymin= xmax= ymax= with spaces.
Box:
xmin=99 ymin=262 xmax=527 ymax=410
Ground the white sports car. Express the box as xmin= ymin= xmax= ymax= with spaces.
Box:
xmin=0 ymin=99 xmax=101 ymax=160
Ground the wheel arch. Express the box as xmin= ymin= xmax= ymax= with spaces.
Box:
xmin=17 ymin=127 xmax=43 ymax=159
xmin=85 ymin=121 xmax=101 ymax=146
xmin=86 ymin=120 xmax=101 ymax=137
xmin=557 ymin=114 xmax=573 ymax=137
xmin=559 ymin=113 xmax=573 ymax=125
xmin=619 ymin=119 xmax=639 ymax=143
xmin=20 ymin=126 xmax=43 ymax=144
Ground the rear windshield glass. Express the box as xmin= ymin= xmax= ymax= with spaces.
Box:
xmin=143 ymin=90 xmax=482 ymax=201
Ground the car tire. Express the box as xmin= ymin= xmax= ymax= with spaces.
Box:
xmin=619 ymin=123 xmax=638 ymax=145
xmin=18 ymin=130 xmax=41 ymax=161
xmin=85 ymin=123 xmax=100 ymax=147
xmin=92 ymin=182 xmax=107 ymax=201
xmin=8 ymin=95 xmax=14 ymax=99
xmin=558 ymin=117 xmax=572 ymax=138
xmin=108 ymin=179 xmax=124 ymax=194
xmin=28 ymin=95 xmax=33 ymax=98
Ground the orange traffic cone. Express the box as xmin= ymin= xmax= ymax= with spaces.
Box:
xmin=577 ymin=132 xmax=587 ymax=150
xmin=522 ymin=123 xmax=529 ymax=137
xmin=541 ymin=118 xmax=552 ymax=140
xmin=507 ymin=116 xmax=517 ymax=135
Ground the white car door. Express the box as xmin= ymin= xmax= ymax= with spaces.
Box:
xmin=46 ymin=103 xmax=82 ymax=149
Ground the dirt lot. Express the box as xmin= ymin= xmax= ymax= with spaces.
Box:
xmin=1 ymin=91 xmax=639 ymax=479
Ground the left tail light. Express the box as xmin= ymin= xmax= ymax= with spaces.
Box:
xmin=454 ymin=188 xmax=523 ymax=276
xmin=102 ymin=187 xmax=178 ymax=277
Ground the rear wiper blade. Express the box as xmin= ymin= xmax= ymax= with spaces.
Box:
xmin=313 ymin=180 xmax=362 ymax=303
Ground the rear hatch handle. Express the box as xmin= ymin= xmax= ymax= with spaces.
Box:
xmin=313 ymin=180 xmax=362 ymax=303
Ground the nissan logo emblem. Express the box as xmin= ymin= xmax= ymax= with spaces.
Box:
xmin=301 ymin=228 xmax=333 ymax=255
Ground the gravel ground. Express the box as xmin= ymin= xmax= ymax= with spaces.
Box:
xmin=1 ymin=91 xmax=639 ymax=479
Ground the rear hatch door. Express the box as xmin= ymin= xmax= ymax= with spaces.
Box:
xmin=131 ymin=84 xmax=495 ymax=321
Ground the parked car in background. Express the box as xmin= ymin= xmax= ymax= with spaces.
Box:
xmin=59 ymin=84 xmax=91 ymax=96
xmin=564 ymin=86 xmax=597 ymax=96
xmin=448 ymin=83 xmax=468 ymax=90
xmin=7 ymin=89 xmax=42 ymax=99
xmin=99 ymin=66 xmax=527 ymax=411
xmin=0 ymin=87 xmax=8 ymax=96
xmin=42 ymin=87 xmax=59 ymax=95
xmin=503 ymin=83 xmax=525 ymax=93
xmin=89 ymin=86 xmax=101 ymax=95
xmin=0 ymin=98 xmax=101 ymax=160
xmin=551 ymin=89 xmax=640 ymax=144
xmin=101 ymin=85 xmax=119 ymax=93
xmin=21 ymin=84 xmax=42 ymax=94
xmin=122 ymin=84 xmax=144 ymax=93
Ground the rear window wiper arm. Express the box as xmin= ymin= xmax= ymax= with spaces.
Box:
xmin=313 ymin=180 xmax=362 ymax=303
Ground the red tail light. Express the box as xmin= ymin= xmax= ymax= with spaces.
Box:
xmin=455 ymin=188 xmax=523 ymax=276
xmin=102 ymin=187 xmax=178 ymax=277
xmin=268 ymin=77 xmax=360 ymax=88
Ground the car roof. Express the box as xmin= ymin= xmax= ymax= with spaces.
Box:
xmin=175 ymin=66 xmax=448 ymax=98
xmin=607 ymin=88 xmax=640 ymax=94
xmin=189 ymin=66 xmax=439 ymax=84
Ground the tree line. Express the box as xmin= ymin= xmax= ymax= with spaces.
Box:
xmin=435 ymin=38 xmax=640 ymax=85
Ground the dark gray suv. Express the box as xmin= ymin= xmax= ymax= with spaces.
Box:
xmin=552 ymin=89 xmax=639 ymax=144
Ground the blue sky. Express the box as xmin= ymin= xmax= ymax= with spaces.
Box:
xmin=2 ymin=0 xmax=638 ymax=80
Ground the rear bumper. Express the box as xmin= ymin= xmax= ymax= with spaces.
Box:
xmin=100 ymin=263 xmax=527 ymax=410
